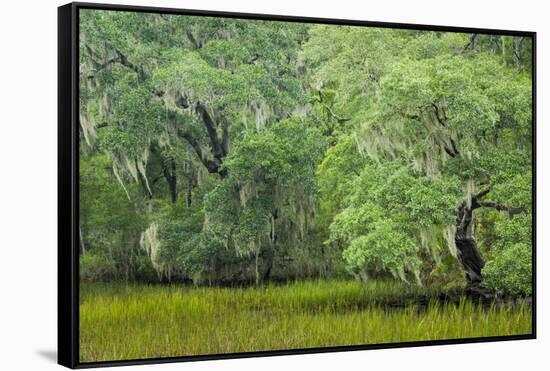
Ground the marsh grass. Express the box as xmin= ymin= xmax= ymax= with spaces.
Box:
xmin=80 ymin=280 xmax=531 ymax=362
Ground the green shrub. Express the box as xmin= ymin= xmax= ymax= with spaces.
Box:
xmin=80 ymin=253 xmax=117 ymax=282
xmin=482 ymin=243 xmax=532 ymax=295
xmin=133 ymin=255 xmax=158 ymax=283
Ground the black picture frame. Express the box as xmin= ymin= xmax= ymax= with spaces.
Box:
xmin=58 ymin=2 xmax=537 ymax=368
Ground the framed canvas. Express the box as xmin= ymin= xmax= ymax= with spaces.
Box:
xmin=58 ymin=2 xmax=536 ymax=368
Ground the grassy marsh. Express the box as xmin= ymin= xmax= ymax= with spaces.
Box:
xmin=80 ymin=280 xmax=532 ymax=362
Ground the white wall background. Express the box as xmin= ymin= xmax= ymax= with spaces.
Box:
xmin=0 ymin=0 xmax=546 ymax=369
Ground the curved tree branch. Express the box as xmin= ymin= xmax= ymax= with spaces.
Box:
xmin=473 ymin=201 xmax=525 ymax=215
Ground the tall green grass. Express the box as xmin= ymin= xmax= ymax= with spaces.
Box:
xmin=80 ymin=280 xmax=531 ymax=362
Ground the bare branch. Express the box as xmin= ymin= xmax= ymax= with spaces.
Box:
xmin=462 ymin=34 xmax=478 ymax=52
xmin=195 ymin=102 xmax=226 ymax=161
xmin=474 ymin=201 xmax=525 ymax=215
xmin=431 ymin=103 xmax=447 ymax=127
xmin=115 ymin=49 xmax=145 ymax=80
xmin=177 ymin=127 xmax=224 ymax=176
xmin=318 ymin=91 xmax=351 ymax=123
xmin=514 ymin=36 xmax=525 ymax=66
xmin=444 ymin=146 xmax=457 ymax=158
xmin=474 ymin=186 xmax=492 ymax=200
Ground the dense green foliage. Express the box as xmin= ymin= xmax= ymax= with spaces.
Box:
xmin=79 ymin=10 xmax=533 ymax=296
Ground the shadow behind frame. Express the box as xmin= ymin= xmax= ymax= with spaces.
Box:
xmin=57 ymin=2 xmax=537 ymax=369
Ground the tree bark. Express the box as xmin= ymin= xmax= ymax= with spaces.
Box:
xmin=262 ymin=246 xmax=274 ymax=282
xmin=135 ymin=158 xmax=153 ymax=200
xmin=514 ymin=37 xmax=524 ymax=66
xmin=186 ymin=176 xmax=193 ymax=208
xmin=463 ymin=34 xmax=478 ymax=52
xmin=79 ymin=227 xmax=86 ymax=255
xmin=455 ymin=200 xmax=484 ymax=285
xmin=454 ymin=185 xmax=524 ymax=286
xmin=196 ymin=103 xmax=225 ymax=160
xmin=162 ymin=158 xmax=177 ymax=203
xmin=262 ymin=212 xmax=278 ymax=282
xmin=175 ymin=114 xmax=228 ymax=178
xmin=255 ymin=245 xmax=260 ymax=286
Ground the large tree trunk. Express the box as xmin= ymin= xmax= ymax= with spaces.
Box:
xmin=514 ymin=36 xmax=524 ymax=66
xmin=186 ymin=176 xmax=193 ymax=208
xmin=163 ymin=158 xmax=177 ymax=204
xmin=79 ymin=226 xmax=86 ymax=255
xmin=455 ymin=202 xmax=485 ymax=285
xmin=254 ymin=245 xmax=260 ymax=286
xmin=262 ymin=246 xmax=274 ymax=282
xmin=262 ymin=213 xmax=277 ymax=282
